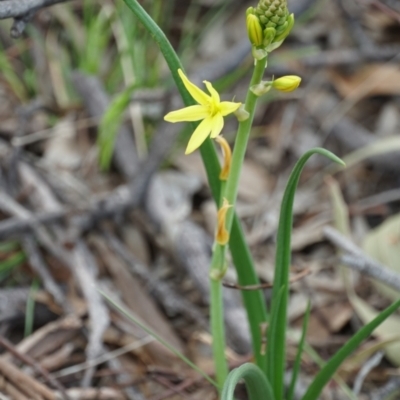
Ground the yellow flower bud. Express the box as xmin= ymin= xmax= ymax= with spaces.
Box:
xmin=247 ymin=14 xmax=263 ymax=47
xmin=216 ymin=198 xmax=232 ymax=245
xmin=272 ymin=75 xmax=301 ymax=92
xmin=215 ymin=136 xmax=232 ymax=181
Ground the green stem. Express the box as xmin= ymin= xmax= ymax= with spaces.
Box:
xmin=210 ymin=277 xmax=227 ymax=388
xmin=211 ymin=57 xmax=268 ymax=276
xmin=122 ymin=0 xmax=268 ymax=378
xmin=224 ymin=57 xmax=268 ymax=230
xmin=208 ymin=57 xmax=268 ymax=381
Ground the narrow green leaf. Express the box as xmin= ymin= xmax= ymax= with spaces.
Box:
xmin=287 ymin=300 xmax=311 ymax=400
xmin=98 ymin=84 xmax=137 ymax=170
xmin=303 ymin=342 xmax=358 ymax=400
xmin=302 ymin=298 xmax=400 ymax=400
xmin=0 ymin=252 xmax=26 ymax=273
xmin=266 ymin=284 xmax=286 ymax=393
xmin=0 ymin=241 xmax=20 ymax=253
xmin=80 ymin=3 xmax=112 ymax=74
xmin=221 ymin=363 xmax=275 ymax=400
xmin=266 ymin=148 xmax=344 ymax=399
xmin=24 ymin=279 xmax=39 ymax=337
xmin=122 ymin=0 xmax=268 ymax=371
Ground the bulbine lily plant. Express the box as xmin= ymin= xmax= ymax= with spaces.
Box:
xmin=118 ymin=0 xmax=400 ymax=398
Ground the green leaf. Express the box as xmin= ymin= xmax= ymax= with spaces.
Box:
xmin=221 ymin=363 xmax=275 ymax=400
xmin=122 ymin=0 xmax=269 ymax=371
xmin=98 ymin=84 xmax=137 ymax=170
xmin=80 ymin=2 xmax=112 ymax=74
xmin=0 ymin=252 xmax=26 ymax=273
xmin=287 ymin=300 xmax=310 ymax=400
xmin=266 ymin=148 xmax=344 ymax=399
xmin=24 ymin=279 xmax=39 ymax=337
xmin=302 ymin=298 xmax=400 ymax=400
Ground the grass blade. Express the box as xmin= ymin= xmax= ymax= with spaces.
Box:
xmin=24 ymin=279 xmax=39 ymax=337
xmin=301 ymin=298 xmax=400 ymax=400
xmin=98 ymin=84 xmax=137 ymax=170
xmin=0 ymin=251 xmax=26 ymax=274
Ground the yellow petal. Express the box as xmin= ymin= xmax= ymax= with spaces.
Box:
xmin=210 ymin=114 xmax=224 ymax=139
xmin=178 ymin=69 xmax=209 ymax=106
xmin=220 ymin=101 xmax=241 ymax=116
xmin=164 ymin=105 xmax=209 ymax=122
xmin=204 ymin=81 xmax=220 ymax=103
xmin=185 ymin=117 xmax=213 ymax=154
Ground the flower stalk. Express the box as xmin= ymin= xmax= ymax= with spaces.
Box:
xmin=208 ymin=55 xmax=268 ymax=387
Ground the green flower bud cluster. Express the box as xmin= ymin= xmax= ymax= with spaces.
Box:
xmin=246 ymin=0 xmax=294 ymax=60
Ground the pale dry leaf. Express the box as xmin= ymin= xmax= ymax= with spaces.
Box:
xmin=349 ymin=295 xmax=400 ymax=366
xmin=44 ymin=116 xmax=82 ymax=170
xmin=363 ymin=214 xmax=400 ymax=302
xmin=328 ymin=174 xmax=400 ymax=365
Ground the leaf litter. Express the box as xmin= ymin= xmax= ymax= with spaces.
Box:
xmin=0 ymin=0 xmax=400 ymax=399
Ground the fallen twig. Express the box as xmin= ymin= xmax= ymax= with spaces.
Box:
xmin=353 ymin=351 xmax=384 ymax=396
xmin=0 ymin=356 xmax=56 ymax=400
xmin=223 ymin=268 xmax=312 ymax=290
xmin=0 ymin=335 xmax=68 ymax=399
xmin=324 ymin=226 xmax=400 ymax=292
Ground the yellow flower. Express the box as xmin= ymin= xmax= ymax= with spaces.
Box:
xmin=164 ymin=69 xmax=241 ymax=155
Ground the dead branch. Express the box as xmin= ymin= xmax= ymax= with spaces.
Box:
xmin=324 ymin=226 xmax=400 ymax=292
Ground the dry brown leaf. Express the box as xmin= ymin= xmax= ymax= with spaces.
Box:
xmin=319 ymin=301 xmax=353 ymax=333
xmin=330 ymin=64 xmax=400 ymax=98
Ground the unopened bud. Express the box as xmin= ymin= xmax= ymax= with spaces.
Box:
xmin=263 ymin=27 xmax=276 ymax=47
xmin=246 ymin=6 xmax=256 ymax=16
xmin=273 ymin=13 xmax=294 ymax=43
xmin=247 ymin=14 xmax=264 ymax=47
xmin=272 ymin=75 xmax=301 ymax=92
